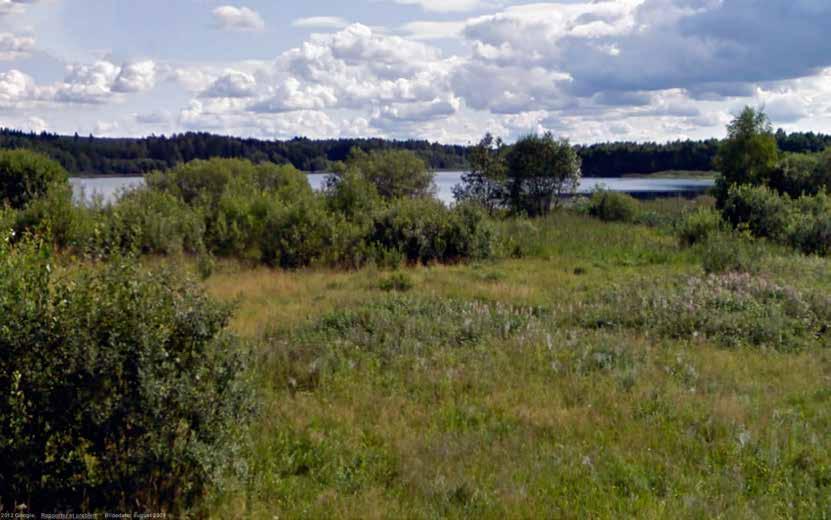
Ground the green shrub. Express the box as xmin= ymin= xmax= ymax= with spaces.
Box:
xmin=99 ymin=188 xmax=205 ymax=256
xmin=0 ymin=149 xmax=68 ymax=209
xmin=721 ymin=184 xmax=792 ymax=241
xmin=698 ymin=233 xmax=764 ymax=274
xmin=588 ymin=189 xmax=640 ymax=223
xmin=260 ymin=196 xmax=339 ymax=268
xmin=769 ymin=152 xmax=823 ymax=197
xmin=250 ymin=162 xmax=312 ymax=199
xmin=146 ymin=158 xmax=249 ymax=206
xmin=0 ymin=151 xmax=90 ymax=248
xmin=323 ymin=169 xmax=383 ymax=222
xmin=197 ymin=252 xmax=216 ymax=280
xmin=720 ymin=184 xmax=831 ymax=257
xmin=504 ymin=133 xmax=581 ymax=216
xmin=447 ymin=202 xmax=496 ymax=260
xmin=11 ymin=182 xmax=103 ymax=250
xmin=789 ymin=191 xmax=831 ymax=256
xmin=676 ymin=208 xmax=724 ymax=246
xmin=148 ymin=158 xmax=309 ymax=208
xmin=0 ymin=237 xmax=253 ymax=512
xmin=209 ymin=190 xmax=272 ymax=259
xmin=345 ymin=148 xmax=435 ymax=200
xmin=634 ymin=210 xmax=663 ymax=227
xmin=713 ymin=107 xmax=778 ymax=205
xmin=370 ymin=198 xmax=494 ymax=264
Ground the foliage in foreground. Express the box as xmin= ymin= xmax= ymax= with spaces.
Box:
xmin=0 ymin=235 xmax=253 ymax=512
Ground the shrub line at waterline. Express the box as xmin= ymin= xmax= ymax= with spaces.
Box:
xmin=1 ymin=149 xmax=499 ymax=269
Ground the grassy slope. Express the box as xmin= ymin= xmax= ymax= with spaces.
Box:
xmin=202 ymin=206 xmax=831 ymax=519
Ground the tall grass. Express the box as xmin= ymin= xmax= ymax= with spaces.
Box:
xmin=201 ymin=207 xmax=831 ymax=518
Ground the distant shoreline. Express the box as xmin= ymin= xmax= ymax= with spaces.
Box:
xmin=71 ymin=169 xmax=719 ymax=180
xmin=622 ymin=170 xmax=718 ymax=179
xmin=71 ymin=173 xmax=146 ymax=179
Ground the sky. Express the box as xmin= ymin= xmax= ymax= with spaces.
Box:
xmin=1 ymin=0 xmax=831 ymax=145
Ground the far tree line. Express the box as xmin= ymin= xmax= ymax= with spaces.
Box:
xmin=1 ymin=127 xmax=830 ymax=177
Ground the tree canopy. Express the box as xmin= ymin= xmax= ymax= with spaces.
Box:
xmin=343 ymin=148 xmax=435 ymax=199
xmin=453 ymin=133 xmax=507 ymax=214
xmin=0 ymin=129 xmax=469 ymax=175
xmin=0 ymin=126 xmax=829 ymax=179
xmin=505 ymin=133 xmax=581 ymax=217
xmin=714 ymin=107 xmax=779 ymax=204
xmin=454 ymin=132 xmax=581 ymax=216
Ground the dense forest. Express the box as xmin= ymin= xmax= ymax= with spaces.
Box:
xmin=1 ymin=127 xmax=829 ymax=177
xmin=0 ymin=130 xmax=470 ymax=175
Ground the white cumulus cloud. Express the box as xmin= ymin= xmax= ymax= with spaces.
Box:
xmin=0 ymin=69 xmax=36 ymax=105
xmin=251 ymin=77 xmax=338 ymax=112
xmin=113 ymin=60 xmax=157 ymax=93
xmin=201 ymin=70 xmax=258 ymax=98
xmin=213 ymin=5 xmax=265 ymax=32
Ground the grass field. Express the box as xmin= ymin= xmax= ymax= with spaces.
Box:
xmin=198 ymin=201 xmax=831 ymax=518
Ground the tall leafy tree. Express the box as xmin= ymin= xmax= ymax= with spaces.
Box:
xmin=453 ymin=133 xmax=507 ymax=213
xmin=714 ymin=106 xmax=779 ymax=204
xmin=505 ymin=133 xmax=581 ymax=217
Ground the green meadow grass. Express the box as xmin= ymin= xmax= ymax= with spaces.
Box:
xmin=200 ymin=209 xmax=831 ymax=518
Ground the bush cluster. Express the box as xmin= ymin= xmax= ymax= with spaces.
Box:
xmin=0 ymin=236 xmax=253 ymax=512
xmin=768 ymin=151 xmax=831 ymax=197
xmin=95 ymin=188 xmax=207 ymax=256
xmin=676 ymin=207 xmax=724 ymax=246
xmin=722 ymin=184 xmax=831 ymax=255
xmin=370 ymin=198 xmax=494 ymax=265
xmin=712 ymin=107 xmax=831 ymax=257
xmin=1 ymin=153 xmax=496 ymax=268
xmin=696 ymin=233 xmax=770 ymax=274
xmin=141 ymin=159 xmax=494 ymax=267
xmin=587 ymin=189 xmax=641 ymax=223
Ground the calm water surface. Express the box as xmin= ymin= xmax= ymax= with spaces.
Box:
xmin=72 ymin=172 xmax=714 ymax=205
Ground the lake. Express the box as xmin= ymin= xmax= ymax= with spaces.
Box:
xmin=71 ymin=172 xmax=714 ymax=205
